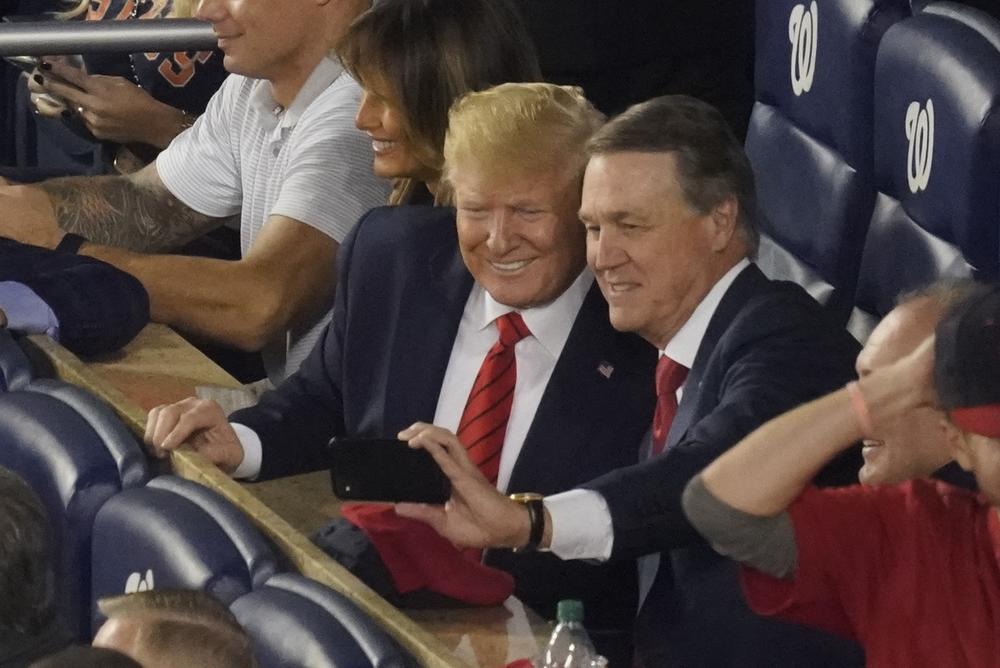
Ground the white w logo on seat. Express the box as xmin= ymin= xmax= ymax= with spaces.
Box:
xmin=905 ymin=99 xmax=935 ymax=193
xmin=789 ymin=1 xmax=819 ymax=96
xmin=124 ymin=569 xmax=155 ymax=594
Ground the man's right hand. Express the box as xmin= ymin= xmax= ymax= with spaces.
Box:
xmin=395 ymin=422 xmax=535 ymax=550
xmin=144 ymin=397 xmax=245 ymax=474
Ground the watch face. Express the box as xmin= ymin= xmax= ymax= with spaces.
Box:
xmin=510 ymin=492 xmax=544 ymax=503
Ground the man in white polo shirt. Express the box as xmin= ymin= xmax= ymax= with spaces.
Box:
xmin=0 ymin=0 xmax=387 ymax=383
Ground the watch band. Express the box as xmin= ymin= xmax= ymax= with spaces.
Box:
xmin=56 ymin=233 xmax=87 ymax=254
xmin=510 ymin=493 xmax=545 ymax=553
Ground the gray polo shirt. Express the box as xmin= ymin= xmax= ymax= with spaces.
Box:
xmin=157 ymin=57 xmax=390 ymax=382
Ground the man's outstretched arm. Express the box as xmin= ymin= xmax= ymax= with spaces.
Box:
xmin=39 ymin=164 xmax=232 ymax=252
xmin=80 ymin=214 xmax=338 ymax=352
xmin=0 ymin=162 xmax=230 ymax=253
xmin=0 ymin=166 xmax=335 ymax=351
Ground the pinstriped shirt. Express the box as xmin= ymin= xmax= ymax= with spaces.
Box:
xmin=157 ymin=57 xmax=391 ymax=382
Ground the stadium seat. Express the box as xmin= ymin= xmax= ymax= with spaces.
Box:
xmin=90 ymin=475 xmax=280 ymax=633
xmin=851 ymin=2 xmax=1000 ymax=336
xmin=747 ymin=0 xmax=909 ymax=323
xmin=23 ymin=378 xmax=149 ymax=489
xmin=0 ymin=390 xmax=135 ymax=639
xmin=231 ymin=573 xmax=416 ymax=668
xmin=0 ymin=329 xmax=32 ymax=391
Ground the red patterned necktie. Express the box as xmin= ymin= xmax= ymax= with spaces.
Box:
xmin=457 ymin=312 xmax=531 ymax=484
xmin=651 ymin=355 xmax=689 ymax=456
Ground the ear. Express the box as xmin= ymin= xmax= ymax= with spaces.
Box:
xmin=941 ymin=418 xmax=974 ymax=471
xmin=707 ymin=195 xmax=739 ymax=252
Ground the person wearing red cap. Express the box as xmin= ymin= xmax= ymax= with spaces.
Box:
xmin=681 ymin=281 xmax=1000 ymax=667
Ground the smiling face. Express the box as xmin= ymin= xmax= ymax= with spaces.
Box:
xmin=354 ymin=82 xmax=437 ymax=182
xmin=452 ymin=162 xmax=586 ymax=309
xmin=579 ymin=151 xmax=743 ymax=348
xmin=855 ymin=298 xmax=952 ymax=485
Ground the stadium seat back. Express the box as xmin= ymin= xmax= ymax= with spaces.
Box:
xmin=91 ymin=475 xmax=279 ymax=633
xmin=0 ymin=330 xmax=33 ymax=391
xmin=852 ymin=4 xmax=1000 ymax=333
xmin=0 ymin=391 xmax=124 ymax=639
xmin=748 ymin=0 xmax=909 ymax=321
xmin=236 ymin=573 xmax=416 ymax=668
xmin=24 ymin=378 xmax=149 ymax=488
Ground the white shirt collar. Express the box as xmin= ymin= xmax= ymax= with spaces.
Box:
xmin=473 ymin=269 xmax=595 ymax=358
xmin=663 ymin=259 xmax=751 ymax=367
xmin=250 ymin=56 xmax=345 ymax=132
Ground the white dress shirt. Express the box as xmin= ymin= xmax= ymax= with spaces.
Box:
xmin=544 ymin=259 xmax=751 ymax=565
xmin=230 ymin=270 xmax=594 ymax=483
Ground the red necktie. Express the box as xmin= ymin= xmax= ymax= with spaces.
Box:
xmin=651 ymin=356 xmax=688 ymax=456
xmin=457 ymin=312 xmax=530 ymax=484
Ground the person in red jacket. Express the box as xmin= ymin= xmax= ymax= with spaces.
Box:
xmin=683 ymin=282 xmax=1000 ymax=667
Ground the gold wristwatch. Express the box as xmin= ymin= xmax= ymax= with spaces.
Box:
xmin=509 ymin=492 xmax=545 ymax=553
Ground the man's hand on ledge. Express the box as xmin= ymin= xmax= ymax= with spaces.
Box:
xmin=395 ymin=422 xmax=540 ymax=550
xmin=145 ymin=397 xmax=244 ymax=474
xmin=0 ymin=185 xmax=64 ymax=249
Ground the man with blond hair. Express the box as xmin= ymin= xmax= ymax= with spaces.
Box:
xmin=92 ymin=590 xmax=256 ymax=668
xmin=147 ymin=83 xmax=656 ymax=660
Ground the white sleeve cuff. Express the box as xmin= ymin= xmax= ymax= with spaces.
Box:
xmin=544 ymin=489 xmax=614 ymax=561
xmin=229 ymin=423 xmax=262 ymax=480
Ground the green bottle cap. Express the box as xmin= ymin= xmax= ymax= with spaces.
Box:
xmin=556 ymin=599 xmax=584 ymax=623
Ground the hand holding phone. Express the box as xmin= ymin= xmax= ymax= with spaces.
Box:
xmin=328 ymin=437 xmax=452 ymax=504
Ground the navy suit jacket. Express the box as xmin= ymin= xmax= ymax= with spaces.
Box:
xmin=0 ymin=238 xmax=149 ymax=356
xmin=584 ymin=264 xmax=866 ymax=667
xmin=232 ymin=205 xmax=657 ymax=631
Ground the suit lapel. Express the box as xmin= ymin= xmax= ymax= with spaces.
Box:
xmin=382 ymin=231 xmax=473 ymax=432
xmin=508 ymin=283 xmax=653 ymax=491
xmin=665 ymin=265 xmax=768 ymax=449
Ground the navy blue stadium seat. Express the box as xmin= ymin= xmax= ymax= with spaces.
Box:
xmin=23 ymin=378 xmax=149 ymax=489
xmin=747 ymin=0 xmax=908 ymax=322
xmin=231 ymin=573 xmax=415 ymax=668
xmin=0 ymin=329 xmax=33 ymax=391
xmin=90 ymin=475 xmax=279 ymax=633
xmin=0 ymin=390 xmax=138 ymax=639
xmin=851 ymin=2 xmax=1000 ymax=335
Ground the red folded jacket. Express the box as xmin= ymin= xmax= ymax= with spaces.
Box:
xmin=341 ymin=503 xmax=514 ymax=606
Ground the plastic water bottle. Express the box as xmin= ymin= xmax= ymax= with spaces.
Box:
xmin=536 ymin=600 xmax=597 ymax=668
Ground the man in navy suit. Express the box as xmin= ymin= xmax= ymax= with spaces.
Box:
xmin=145 ymin=83 xmax=656 ymax=656
xmin=398 ymin=96 xmax=865 ymax=666
xmin=0 ymin=237 xmax=149 ymax=355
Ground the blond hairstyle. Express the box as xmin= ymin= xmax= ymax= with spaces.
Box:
xmin=59 ymin=0 xmax=196 ymax=20
xmin=443 ymin=83 xmax=604 ymax=193
xmin=98 ymin=590 xmax=257 ymax=668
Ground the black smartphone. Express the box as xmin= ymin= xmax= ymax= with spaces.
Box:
xmin=328 ymin=437 xmax=451 ymax=504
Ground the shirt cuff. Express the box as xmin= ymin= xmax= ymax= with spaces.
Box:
xmin=0 ymin=281 xmax=60 ymax=340
xmin=230 ymin=423 xmax=262 ymax=480
xmin=544 ymin=489 xmax=614 ymax=561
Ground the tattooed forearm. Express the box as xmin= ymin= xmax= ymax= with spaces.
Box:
xmin=38 ymin=170 xmax=234 ymax=253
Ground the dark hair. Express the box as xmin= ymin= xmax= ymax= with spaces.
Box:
xmin=30 ymin=646 xmax=142 ymax=668
xmin=98 ymin=590 xmax=256 ymax=668
xmin=337 ymin=0 xmax=542 ymax=204
xmin=588 ymin=95 xmax=759 ymax=253
xmin=0 ymin=466 xmax=56 ymax=636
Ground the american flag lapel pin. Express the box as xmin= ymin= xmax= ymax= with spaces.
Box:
xmin=597 ymin=361 xmax=615 ymax=379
